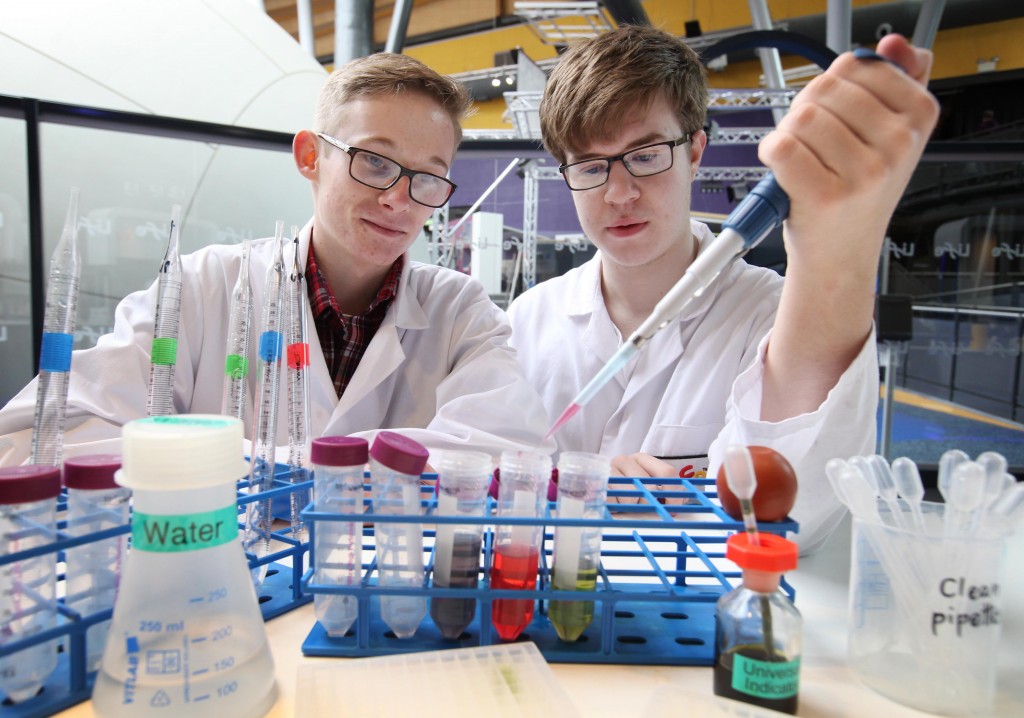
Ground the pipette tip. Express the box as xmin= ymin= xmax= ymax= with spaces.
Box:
xmin=544 ymin=403 xmax=581 ymax=442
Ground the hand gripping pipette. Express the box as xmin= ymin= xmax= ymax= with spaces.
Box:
xmin=30 ymin=187 xmax=81 ymax=466
xmin=285 ymin=228 xmax=311 ymax=543
xmin=146 ymin=205 xmax=183 ymax=417
xmin=544 ymin=175 xmax=789 ymax=440
xmin=221 ymin=240 xmax=253 ymax=420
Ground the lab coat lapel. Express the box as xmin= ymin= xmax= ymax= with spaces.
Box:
xmin=295 ymin=222 xmax=339 ymax=435
xmin=329 ymin=259 xmax=428 ymax=423
xmin=574 ymin=256 xmax=630 ymax=389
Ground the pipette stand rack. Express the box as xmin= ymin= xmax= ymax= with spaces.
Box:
xmin=0 ymin=465 xmax=310 ymax=718
xmin=301 ymin=476 xmax=798 ymax=666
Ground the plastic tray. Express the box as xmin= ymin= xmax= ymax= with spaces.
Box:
xmin=301 ymin=476 xmax=798 ymax=666
xmin=0 ymin=467 xmax=310 ymax=718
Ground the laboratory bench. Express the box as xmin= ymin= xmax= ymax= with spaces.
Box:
xmin=50 ymin=512 xmax=1024 ymax=718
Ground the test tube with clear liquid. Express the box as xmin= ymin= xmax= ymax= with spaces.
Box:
xmin=285 ymin=229 xmax=311 ymax=545
xmin=429 ymin=451 xmax=491 ymax=640
xmin=0 ymin=466 xmax=61 ymax=704
xmin=30 ymin=187 xmax=81 ymax=467
xmin=311 ymin=437 xmax=368 ymax=638
xmin=369 ymin=432 xmax=429 ymax=639
xmin=548 ymin=452 xmax=610 ymax=642
xmin=221 ymin=240 xmax=253 ymax=421
xmin=243 ymin=223 xmax=286 ymax=588
xmin=146 ymin=205 xmax=183 ymax=417
xmin=490 ymin=450 xmax=551 ymax=642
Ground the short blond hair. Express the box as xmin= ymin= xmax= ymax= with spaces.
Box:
xmin=540 ymin=25 xmax=708 ymax=164
xmin=314 ymin=53 xmax=473 ymax=143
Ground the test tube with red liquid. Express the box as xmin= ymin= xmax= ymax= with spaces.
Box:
xmin=489 ymin=450 xmax=551 ymax=641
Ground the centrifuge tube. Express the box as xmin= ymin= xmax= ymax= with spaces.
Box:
xmin=221 ymin=240 xmax=253 ymax=421
xmin=243 ymin=223 xmax=286 ymax=587
xmin=146 ymin=205 xmax=183 ymax=417
xmin=92 ymin=415 xmax=277 ymax=718
xmin=549 ymin=452 xmax=609 ymax=642
xmin=490 ymin=450 xmax=551 ymax=642
xmin=311 ymin=437 xmax=368 ymax=638
xmin=30 ymin=187 xmax=81 ymax=467
xmin=63 ymin=454 xmax=130 ymax=672
xmin=0 ymin=466 xmax=61 ymax=704
xmin=369 ymin=432 xmax=429 ymax=639
xmin=430 ymin=450 xmax=491 ymax=640
xmin=285 ymin=229 xmax=310 ymax=544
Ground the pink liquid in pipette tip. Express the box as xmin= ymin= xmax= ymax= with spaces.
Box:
xmin=544 ymin=403 xmax=581 ymax=442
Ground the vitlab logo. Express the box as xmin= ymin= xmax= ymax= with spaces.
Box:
xmin=123 ymin=636 xmax=140 ymax=704
xmin=885 ymin=239 xmax=915 ymax=259
xmin=934 ymin=242 xmax=971 ymax=258
xmin=992 ymin=243 xmax=1024 ymax=259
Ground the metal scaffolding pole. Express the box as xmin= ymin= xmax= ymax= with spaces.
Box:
xmin=912 ymin=0 xmax=947 ymax=50
xmin=296 ymin=0 xmax=315 ymax=57
xmin=747 ymin=0 xmax=788 ymax=126
xmin=334 ymin=0 xmax=373 ymax=65
xmin=826 ymin=0 xmax=852 ymax=54
xmin=384 ymin=0 xmax=415 ymax=54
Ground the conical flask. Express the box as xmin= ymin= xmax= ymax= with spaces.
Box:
xmin=92 ymin=416 xmax=277 ymax=717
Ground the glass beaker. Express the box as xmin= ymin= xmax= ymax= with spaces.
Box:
xmin=63 ymin=454 xmax=130 ymax=672
xmin=0 ymin=465 xmax=61 ymax=704
xmin=311 ymin=436 xmax=368 ymax=638
xmin=490 ymin=450 xmax=551 ymax=642
xmin=92 ymin=416 xmax=277 ymax=718
xmin=429 ymin=450 xmax=491 ymax=640
xmin=369 ymin=432 xmax=429 ymax=639
xmin=549 ymin=451 xmax=609 ymax=642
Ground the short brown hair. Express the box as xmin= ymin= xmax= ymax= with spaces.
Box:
xmin=540 ymin=25 xmax=708 ymax=164
xmin=314 ymin=53 xmax=473 ymax=143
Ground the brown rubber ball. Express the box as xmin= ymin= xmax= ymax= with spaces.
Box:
xmin=716 ymin=446 xmax=798 ymax=522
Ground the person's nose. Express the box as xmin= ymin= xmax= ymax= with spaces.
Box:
xmin=378 ymin=175 xmax=413 ymax=211
xmin=602 ymin=160 xmax=640 ymax=205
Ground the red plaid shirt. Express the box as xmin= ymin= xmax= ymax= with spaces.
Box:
xmin=306 ymin=244 xmax=403 ymax=399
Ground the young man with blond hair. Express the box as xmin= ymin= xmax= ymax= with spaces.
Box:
xmin=508 ymin=25 xmax=939 ymax=551
xmin=0 ymin=54 xmax=551 ymax=465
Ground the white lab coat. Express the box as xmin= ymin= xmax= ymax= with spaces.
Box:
xmin=0 ymin=220 xmax=552 ymax=466
xmin=507 ymin=220 xmax=878 ymax=552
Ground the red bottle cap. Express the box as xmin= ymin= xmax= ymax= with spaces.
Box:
xmin=0 ymin=465 xmax=62 ymax=504
xmin=311 ymin=437 xmax=369 ymax=467
xmin=63 ymin=454 xmax=122 ymax=490
xmin=726 ymin=532 xmax=798 ymax=573
xmin=369 ymin=431 xmax=429 ymax=476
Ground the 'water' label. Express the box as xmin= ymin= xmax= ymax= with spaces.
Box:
xmin=732 ymin=654 xmax=800 ymax=700
xmin=132 ymin=505 xmax=237 ymax=552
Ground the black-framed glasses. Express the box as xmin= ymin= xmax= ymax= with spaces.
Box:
xmin=316 ymin=132 xmax=457 ymax=208
xmin=558 ymin=135 xmax=692 ymax=191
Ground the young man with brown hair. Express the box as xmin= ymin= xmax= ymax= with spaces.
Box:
xmin=0 ymin=53 xmax=551 ymax=465
xmin=508 ymin=25 xmax=939 ymax=550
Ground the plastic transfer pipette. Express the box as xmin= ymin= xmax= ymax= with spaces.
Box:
xmin=544 ymin=175 xmax=789 ymax=440
xmin=146 ymin=205 xmax=183 ymax=416
xmin=221 ymin=240 xmax=253 ymax=420
xmin=30 ymin=187 xmax=81 ymax=466
xmin=286 ymin=228 xmax=311 ymax=543
xmin=244 ymin=222 xmax=287 ymax=586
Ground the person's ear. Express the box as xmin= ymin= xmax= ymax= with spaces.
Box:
xmin=293 ymin=130 xmax=319 ymax=180
xmin=688 ymin=129 xmax=708 ymax=179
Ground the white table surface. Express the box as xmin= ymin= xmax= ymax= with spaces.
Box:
xmin=55 ymin=513 xmax=1024 ymax=717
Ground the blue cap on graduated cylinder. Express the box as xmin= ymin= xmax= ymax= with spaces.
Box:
xmin=118 ymin=415 xmax=248 ymax=490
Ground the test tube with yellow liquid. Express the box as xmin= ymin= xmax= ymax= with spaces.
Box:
xmin=549 ymin=452 xmax=610 ymax=642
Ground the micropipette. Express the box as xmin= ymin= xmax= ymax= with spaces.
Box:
xmin=221 ymin=240 xmax=253 ymax=421
xmin=30 ymin=187 xmax=81 ymax=466
xmin=146 ymin=205 xmax=183 ymax=416
xmin=244 ymin=222 xmax=287 ymax=586
xmin=285 ymin=228 xmax=311 ymax=544
xmin=544 ymin=174 xmax=789 ymax=440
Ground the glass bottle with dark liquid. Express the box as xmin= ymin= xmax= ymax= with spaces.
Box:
xmin=714 ymin=532 xmax=801 ymax=715
xmin=430 ymin=450 xmax=491 ymax=640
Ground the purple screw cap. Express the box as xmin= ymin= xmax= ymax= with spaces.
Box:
xmin=369 ymin=431 xmax=429 ymax=476
xmin=311 ymin=437 xmax=369 ymax=467
xmin=0 ymin=465 xmax=62 ymax=504
xmin=63 ymin=454 xmax=122 ymax=491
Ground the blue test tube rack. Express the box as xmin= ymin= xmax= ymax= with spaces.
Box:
xmin=300 ymin=475 xmax=798 ymax=665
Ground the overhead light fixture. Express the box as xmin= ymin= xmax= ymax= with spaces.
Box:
xmin=505 ymin=75 xmax=515 ymax=85
xmin=491 ymin=78 xmax=501 ymax=87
